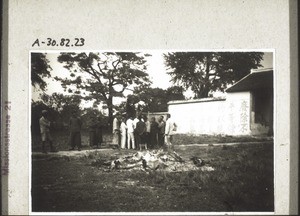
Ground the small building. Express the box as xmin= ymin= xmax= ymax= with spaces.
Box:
xmin=167 ymin=68 xmax=273 ymax=136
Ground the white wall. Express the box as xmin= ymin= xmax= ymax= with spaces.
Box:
xmin=168 ymin=92 xmax=251 ymax=135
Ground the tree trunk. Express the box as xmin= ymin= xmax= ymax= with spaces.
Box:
xmin=107 ymin=96 xmax=113 ymax=132
xmin=197 ymin=54 xmax=211 ymax=98
xmin=200 ymin=86 xmax=210 ymax=98
xmin=195 ymin=84 xmax=210 ymax=98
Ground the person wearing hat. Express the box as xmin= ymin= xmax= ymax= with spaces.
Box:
xmin=39 ymin=110 xmax=56 ymax=153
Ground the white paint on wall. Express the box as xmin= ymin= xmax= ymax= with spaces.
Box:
xmin=168 ymin=92 xmax=252 ymax=135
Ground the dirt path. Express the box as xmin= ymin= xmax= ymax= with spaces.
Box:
xmin=32 ymin=141 xmax=272 ymax=159
xmin=177 ymin=141 xmax=273 ymax=147
xmin=32 ymin=148 xmax=111 ymax=158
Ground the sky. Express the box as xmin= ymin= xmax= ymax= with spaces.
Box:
xmin=32 ymin=51 xmax=273 ymax=106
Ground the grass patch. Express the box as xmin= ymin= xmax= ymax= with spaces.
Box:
xmin=172 ymin=133 xmax=272 ymax=145
xmin=32 ymin=132 xmax=272 ymax=152
xmin=32 ymin=142 xmax=274 ymax=212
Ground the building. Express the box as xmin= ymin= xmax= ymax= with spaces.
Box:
xmin=167 ymin=68 xmax=273 ymax=136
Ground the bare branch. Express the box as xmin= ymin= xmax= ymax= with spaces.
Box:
xmin=97 ymin=63 xmax=107 ymax=76
xmin=112 ymin=58 xmax=121 ymax=69
xmin=83 ymin=57 xmax=108 ymax=101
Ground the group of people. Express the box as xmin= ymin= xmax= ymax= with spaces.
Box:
xmin=112 ymin=113 xmax=177 ymax=150
xmin=39 ymin=109 xmax=177 ymax=154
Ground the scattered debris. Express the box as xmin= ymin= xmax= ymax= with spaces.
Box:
xmin=190 ymin=157 xmax=205 ymax=167
xmin=92 ymin=149 xmax=215 ymax=172
xmin=200 ymin=166 xmax=215 ymax=172
xmin=118 ymin=180 xmax=139 ymax=186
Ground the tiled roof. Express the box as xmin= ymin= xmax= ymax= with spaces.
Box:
xmin=168 ymin=97 xmax=226 ymax=105
xmin=226 ymin=69 xmax=273 ymax=93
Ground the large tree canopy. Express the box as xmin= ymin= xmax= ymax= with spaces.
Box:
xmin=164 ymin=52 xmax=264 ymax=98
xmin=41 ymin=92 xmax=81 ymax=115
xmin=121 ymin=86 xmax=185 ymax=114
xmin=56 ymin=52 xmax=151 ymax=124
xmin=31 ymin=53 xmax=52 ymax=91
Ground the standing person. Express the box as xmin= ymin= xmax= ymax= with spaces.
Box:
xmin=112 ymin=113 xmax=120 ymax=147
xmin=39 ymin=110 xmax=56 ymax=153
xmin=120 ymin=116 xmax=127 ymax=149
xmin=150 ymin=117 xmax=159 ymax=148
xmin=133 ymin=115 xmax=139 ymax=148
xmin=69 ymin=111 xmax=82 ymax=151
xmin=157 ymin=116 xmax=166 ymax=147
xmin=126 ymin=116 xmax=135 ymax=149
xmin=88 ymin=116 xmax=98 ymax=149
xmin=135 ymin=116 xmax=146 ymax=150
xmin=96 ymin=116 xmax=103 ymax=148
xmin=144 ymin=116 xmax=151 ymax=148
xmin=165 ymin=113 xmax=176 ymax=149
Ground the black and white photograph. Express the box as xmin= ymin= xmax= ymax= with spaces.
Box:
xmin=30 ymin=51 xmax=274 ymax=213
xmin=2 ymin=0 xmax=298 ymax=215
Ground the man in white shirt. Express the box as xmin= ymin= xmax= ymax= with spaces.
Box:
xmin=39 ymin=110 xmax=56 ymax=153
xmin=126 ymin=116 xmax=135 ymax=149
xmin=165 ymin=113 xmax=176 ymax=148
xmin=133 ymin=116 xmax=140 ymax=148
xmin=133 ymin=116 xmax=139 ymax=129
xmin=120 ymin=116 xmax=127 ymax=149
xmin=112 ymin=113 xmax=121 ymax=146
xmin=144 ymin=116 xmax=151 ymax=148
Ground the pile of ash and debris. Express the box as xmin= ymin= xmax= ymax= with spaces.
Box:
xmin=92 ymin=149 xmax=215 ymax=172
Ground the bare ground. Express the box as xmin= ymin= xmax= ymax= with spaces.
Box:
xmin=31 ymin=142 xmax=274 ymax=213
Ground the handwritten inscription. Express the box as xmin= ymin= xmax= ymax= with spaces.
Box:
xmin=32 ymin=38 xmax=85 ymax=47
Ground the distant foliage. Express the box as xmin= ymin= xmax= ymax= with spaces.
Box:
xmin=40 ymin=93 xmax=82 ymax=125
xmin=164 ymin=52 xmax=264 ymax=98
xmin=122 ymin=86 xmax=185 ymax=113
xmin=31 ymin=53 xmax=52 ymax=91
xmin=32 ymin=93 xmax=108 ymax=133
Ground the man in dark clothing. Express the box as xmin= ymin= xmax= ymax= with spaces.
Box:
xmin=96 ymin=116 xmax=103 ymax=148
xmin=69 ymin=111 xmax=82 ymax=151
xmin=89 ymin=116 xmax=98 ymax=149
xmin=150 ymin=117 xmax=159 ymax=148
xmin=157 ymin=115 xmax=166 ymax=147
xmin=135 ymin=116 xmax=146 ymax=150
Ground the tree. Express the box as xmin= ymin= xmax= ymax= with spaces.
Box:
xmin=127 ymin=86 xmax=185 ymax=113
xmin=56 ymin=52 xmax=151 ymax=125
xmin=81 ymin=107 xmax=109 ymax=130
xmin=164 ymin=52 xmax=264 ymax=98
xmin=40 ymin=92 xmax=82 ymax=124
xmin=165 ymin=86 xmax=185 ymax=101
xmin=134 ymin=87 xmax=167 ymax=112
xmin=31 ymin=53 xmax=52 ymax=91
